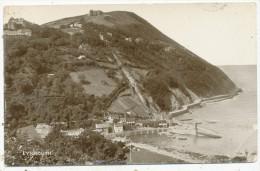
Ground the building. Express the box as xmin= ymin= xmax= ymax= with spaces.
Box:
xmin=35 ymin=123 xmax=53 ymax=139
xmin=108 ymin=114 xmax=119 ymax=123
xmin=125 ymin=37 xmax=132 ymax=42
xmin=4 ymin=29 xmax=32 ymax=36
xmin=47 ymin=73 xmax=55 ymax=78
xmin=99 ymin=33 xmax=104 ymax=41
xmin=159 ymin=122 xmax=168 ymax=128
xmin=113 ymin=124 xmax=123 ymax=133
xmin=61 ymin=128 xmax=85 ymax=137
xmin=7 ymin=17 xmax=25 ymax=30
xmin=126 ymin=118 xmax=135 ymax=125
xmin=107 ymin=32 xmax=112 ymax=37
xmin=119 ymin=117 xmax=126 ymax=123
xmin=135 ymin=120 xmax=153 ymax=127
xmin=70 ymin=22 xmax=82 ymax=28
xmin=89 ymin=10 xmax=104 ymax=16
xmin=135 ymin=38 xmax=143 ymax=43
xmin=50 ymin=121 xmax=68 ymax=128
xmin=16 ymin=125 xmax=44 ymax=144
xmin=77 ymin=55 xmax=86 ymax=60
xmin=95 ymin=123 xmax=112 ymax=133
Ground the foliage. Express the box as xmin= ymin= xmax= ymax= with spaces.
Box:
xmin=4 ymin=128 xmax=128 ymax=166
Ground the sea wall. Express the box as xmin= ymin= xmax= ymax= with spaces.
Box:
xmin=169 ymin=89 xmax=241 ymax=118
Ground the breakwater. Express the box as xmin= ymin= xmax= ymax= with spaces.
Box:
xmin=169 ymin=89 xmax=241 ymax=118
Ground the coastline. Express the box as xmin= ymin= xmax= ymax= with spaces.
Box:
xmin=168 ymin=88 xmax=242 ymax=118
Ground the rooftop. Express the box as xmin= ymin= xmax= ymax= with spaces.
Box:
xmin=96 ymin=123 xmax=112 ymax=129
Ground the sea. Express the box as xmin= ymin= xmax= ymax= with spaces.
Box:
xmin=129 ymin=65 xmax=257 ymax=159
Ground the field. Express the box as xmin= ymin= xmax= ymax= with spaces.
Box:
xmin=108 ymin=89 xmax=149 ymax=116
xmin=70 ymin=68 xmax=117 ymax=96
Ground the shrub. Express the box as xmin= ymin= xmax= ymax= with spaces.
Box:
xmin=80 ymin=80 xmax=91 ymax=85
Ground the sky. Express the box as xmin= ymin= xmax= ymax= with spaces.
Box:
xmin=3 ymin=3 xmax=257 ymax=65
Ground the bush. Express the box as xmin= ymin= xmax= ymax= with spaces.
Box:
xmin=80 ymin=80 xmax=91 ymax=85
xmin=231 ymin=156 xmax=247 ymax=163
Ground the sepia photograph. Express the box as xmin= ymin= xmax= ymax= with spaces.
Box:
xmin=0 ymin=1 xmax=258 ymax=169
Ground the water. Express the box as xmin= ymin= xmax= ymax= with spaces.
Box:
xmin=129 ymin=65 xmax=257 ymax=158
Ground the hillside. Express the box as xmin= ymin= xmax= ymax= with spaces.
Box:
xmin=4 ymin=10 xmax=237 ymax=128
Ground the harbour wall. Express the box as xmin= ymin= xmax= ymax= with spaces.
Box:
xmin=169 ymin=89 xmax=241 ymax=118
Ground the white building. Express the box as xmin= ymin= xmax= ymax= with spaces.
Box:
xmin=135 ymin=38 xmax=143 ymax=43
xmin=61 ymin=128 xmax=85 ymax=137
xmin=113 ymin=124 xmax=123 ymax=133
xmin=99 ymin=33 xmax=104 ymax=41
xmin=77 ymin=55 xmax=86 ymax=60
xmin=35 ymin=123 xmax=53 ymax=139
xmin=125 ymin=37 xmax=132 ymax=42
xmin=107 ymin=32 xmax=113 ymax=37
xmin=4 ymin=29 xmax=32 ymax=36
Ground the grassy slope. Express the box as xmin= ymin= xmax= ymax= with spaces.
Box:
xmin=70 ymin=68 xmax=117 ymax=96
xmin=42 ymin=11 xmax=237 ymax=111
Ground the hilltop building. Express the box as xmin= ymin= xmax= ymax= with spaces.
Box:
xmin=70 ymin=21 xmax=82 ymax=28
xmin=7 ymin=17 xmax=25 ymax=30
xmin=89 ymin=10 xmax=104 ymax=16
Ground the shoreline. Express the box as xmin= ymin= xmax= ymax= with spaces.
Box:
xmin=168 ymin=88 xmax=242 ymax=118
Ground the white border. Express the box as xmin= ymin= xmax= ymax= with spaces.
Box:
xmin=0 ymin=0 xmax=259 ymax=171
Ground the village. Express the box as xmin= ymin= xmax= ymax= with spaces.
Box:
xmin=15 ymin=111 xmax=170 ymax=144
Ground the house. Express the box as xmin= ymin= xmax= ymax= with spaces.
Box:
xmin=7 ymin=17 xmax=25 ymax=30
xmin=50 ymin=122 xmax=68 ymax=129
xmin=63 ymin=28 xmax=81 ymax=35
xmin=108 ymin=114 xmax=119 ymax=123
xmin=107 ymin=32 xmax=112 ymax=37
xmin=113 ymin=124 xmax=123 ymax=133
xmin=16 ymin=125 xmax=44 ymax=144
xmin=47 ymin=73 xmax=54 ymax=78
xmin=135 ymin=38 xmax=143 ymax=43
xmin=77 ymin=55 xmax=86 ymax=60
xmin=35 ymin=123 xmax=53 ymax=139
xmin=158 ymin=122 xmax=168 ymax=128
xmin=4 ymin=29 xmax=32 ymax=36
xmin=135 ymin=120 xmax=153 ymax=127
xmin=125 ymin=37 xmax=132 ymax=42
xmin=99 ymin=33 xmax=104 ymax=41
xmin=61 ymin=128 xmax=85 ymax=137
xmin=126 ymin=118 xmax=135 ymax=125
xmin=95 ymin=123 xmax=112 ymax=133
xmin=70 ymin=22 xmax=82 ymax=28
xmin=119 ymin=117 xmax=126 ymax=123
